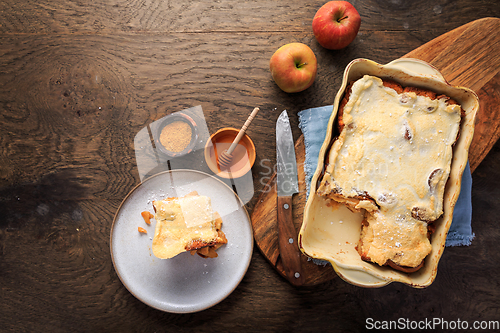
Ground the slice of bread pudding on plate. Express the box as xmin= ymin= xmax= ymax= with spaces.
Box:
xmin=152 ymin=192 xmax=227 ymax=259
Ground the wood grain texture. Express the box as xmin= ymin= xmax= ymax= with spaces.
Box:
xmin=405 ymin=18 xmax=500 ymax=93
xmin=1 ymin=0 xmax=500 ymax=332
xmin=469 ymin=73 xmax=500 ymax=172
xmin=277 ymin=195 xmax=306 ymax=286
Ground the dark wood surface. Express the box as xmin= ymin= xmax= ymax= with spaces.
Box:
xmin=1 ymin=1 xmax=499 ymax=332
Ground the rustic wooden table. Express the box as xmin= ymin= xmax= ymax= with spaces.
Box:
xmin=1 ymin=1 xmax=499 ymax=332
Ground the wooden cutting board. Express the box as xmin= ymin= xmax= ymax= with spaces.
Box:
xmin=250 ymin=17 xmax=500 ymax=286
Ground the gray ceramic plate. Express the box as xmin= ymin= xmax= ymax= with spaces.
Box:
xmin=110 ymin=170 xmax=253 ymax=313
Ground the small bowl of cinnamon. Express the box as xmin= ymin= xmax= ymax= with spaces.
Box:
xmin=155 ymin=113 xmax=198 ymax=158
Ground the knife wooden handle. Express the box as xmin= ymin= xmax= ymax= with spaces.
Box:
xmin=277 ymin=195 xmax=305 ymax=286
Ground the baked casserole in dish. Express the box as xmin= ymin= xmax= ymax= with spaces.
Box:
xmin=298 ymin=58 xmax=479 ymax=288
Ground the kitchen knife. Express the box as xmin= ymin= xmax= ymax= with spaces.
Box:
xmin=276 ymin=110 xmax=304 ymax=286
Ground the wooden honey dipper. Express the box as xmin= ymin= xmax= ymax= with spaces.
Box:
xmin=218 ymin=107 xmax=260 ymax=169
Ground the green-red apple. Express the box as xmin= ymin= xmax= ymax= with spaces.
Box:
xmin=313 ymin=1 xmax=361 ymax=50
xmin=269 ymin=43 xmax=317 ymax=93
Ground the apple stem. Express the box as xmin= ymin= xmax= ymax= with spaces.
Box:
xmin=337 ymin=15 xmax=348 ymax=23
xmin=296 ymin=61 xmax=308 ymax=68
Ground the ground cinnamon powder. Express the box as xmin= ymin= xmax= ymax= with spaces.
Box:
xmin=159 ymin=121 xmax=192 ymax=152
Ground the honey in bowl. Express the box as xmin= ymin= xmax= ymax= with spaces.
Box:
xmin=211 ymin=140 xmax=250 ymax=173
xmin=205 ymin=128 xmax=256 ymax=179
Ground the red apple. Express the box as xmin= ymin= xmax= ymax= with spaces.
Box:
xmin=312 ymin=1 xmax=361 ymax=50
xmin=269 ymin=43 xmax=317 ymax=93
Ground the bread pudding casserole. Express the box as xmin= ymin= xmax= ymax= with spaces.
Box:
xmin=316 ymin=75 xmax=463 ymax=272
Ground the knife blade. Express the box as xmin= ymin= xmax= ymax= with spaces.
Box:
xmin=276 ymin=110 xmax=304 ymax=286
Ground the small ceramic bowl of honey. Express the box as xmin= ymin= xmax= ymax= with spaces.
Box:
xmin=155 ymin=113 xmax=198 ymax=158
xmin=204 ymin=127 xmax=256 ymax=179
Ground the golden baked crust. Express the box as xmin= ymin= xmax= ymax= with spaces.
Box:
xmin=317 ymin=75 xmax=463 ymax=272
xmin=189 ymin=211 xmax=228 ymax=258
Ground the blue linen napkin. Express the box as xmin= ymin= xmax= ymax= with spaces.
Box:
xmin=298 ymin=106 xmax=474 ymax=247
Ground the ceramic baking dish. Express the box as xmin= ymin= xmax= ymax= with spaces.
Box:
xmin=298 ymin=58 xmax=479 ymax=288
